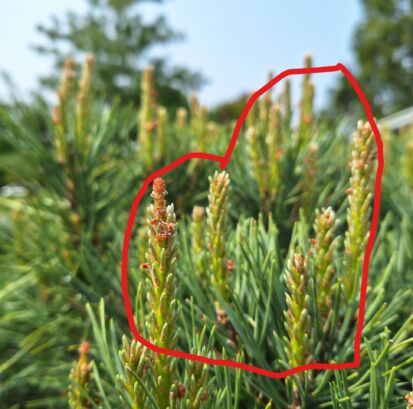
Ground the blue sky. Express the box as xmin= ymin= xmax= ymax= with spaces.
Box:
xmin=0 ymin=0 xmax=362 ymax=108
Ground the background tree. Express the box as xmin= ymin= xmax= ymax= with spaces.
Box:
xmin=33 ymin=0 xmax=203 ymax=109
xmin=209 ymin=93 xmax=249 ymax=123
xmin=331 ymin=0 xmax=413 ymax=117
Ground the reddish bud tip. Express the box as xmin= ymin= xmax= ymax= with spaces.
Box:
xmin=153 ymin=177 xmax=166 ymax=193
xmin=79 ymin=341 xmax=90 ymax=357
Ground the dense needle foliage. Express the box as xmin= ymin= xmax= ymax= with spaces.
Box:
xmin=1 ymin=55 xmax=413 ymax=408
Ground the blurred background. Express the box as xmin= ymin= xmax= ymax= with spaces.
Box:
xmin=1 ymin=0 xmax=411 ymax=118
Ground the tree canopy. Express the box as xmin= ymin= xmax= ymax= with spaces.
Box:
xmin=332 ymin=0 xmax=413 ymax=117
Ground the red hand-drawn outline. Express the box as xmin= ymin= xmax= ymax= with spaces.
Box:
xmin=121 ymin=63 xmax=383 ymax=379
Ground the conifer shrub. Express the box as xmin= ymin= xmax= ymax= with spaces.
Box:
xmin=1 ymin=55 xmax=413 ymax=408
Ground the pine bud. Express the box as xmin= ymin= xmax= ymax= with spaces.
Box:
xmin=54 ymin=58 xmax=76 ymax=163
xmin=266 ymin=104 xmax=282 ymax=199
xmin=192 ymin=206 xmax=206 ymax=279
xmin=68 ymin=341 xmax=95 ymax=409
xmin=175 ymin=107 xmax=188 ymax=129
xmin=246 ymin=126 xmax=267 ymax=200
xmin=145 ymin=177 xmax=178 ymax=408
xmin=138 ymin=65 xmax=157 ymax=169
xmin=189 ymin=92 xmax=209 ymax=151
xmin=206 ymin=171 xmax=231 ymax=298
xmin=157 ymin=106 xmax=168 ymax=161
xmin=299 ymin=54 xmax=314 ymax=139
xmin=284 ymin=253 xmax=311 ymax=367
xmin=120 ymin=336 xmax=149 ymax=408
xmin=281 ymin=79 xmax=292 ymax=125
xmin=343 ymin=121 xmax=375 ymax=299
xmin=258 ymin=71 xmax=274 ymax=133
xmin=190 ymin=93 xmax=200 ymax=119
xmin=191 ymin=104 xmax=208 ymax=152
xmin=185 ymin=358 xmax=209 ymax=409
xmin=58 ymin=58 xmax=76 ymax=107
xmin=76 ymin=54 xmax=95 ymax=141
xmin=301 ymin=143 xmax=318 ymax=218
xmin=312 ymin=207 xmax=337 ymax=319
